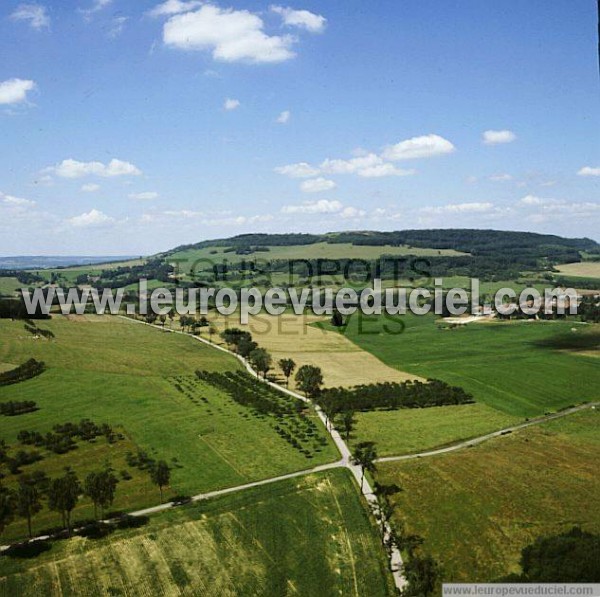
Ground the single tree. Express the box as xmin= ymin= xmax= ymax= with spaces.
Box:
xmin=158 ymin=314 xmax=167 ymax=328
xmin=248 ymin=348 xmax=272 ymax=380
xmin=48 ymin=470 xmax=81 ymax=535
xmin=208 ymin=325 xmax=217 ymax=343
xmin=294 ymin=365 xmax=323 ymax=398
xmin=84 ymin=469 xmax=119 ymax=520
xmin=15 ymin=474 xmax=42 ymax=538
xmin=278 ymin=358 xmax=296 ymax=387
xmin=151 ymin=461 xmax=170 ymax=502
xmin=0 ymin=483 xmax=15 ymax=538
xmin=237 ymin=336 xmax=258 ymax=359
xmin=331 ymin=309 xmax=344 ymax=327
xmin=341 ymin=410 xmax=355 ymax=440
xmin=353 ymin=441 xmax=378 ymax=491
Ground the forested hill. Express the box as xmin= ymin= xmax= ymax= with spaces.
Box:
xmin=167 ymin=229 xmax=599 ymax=262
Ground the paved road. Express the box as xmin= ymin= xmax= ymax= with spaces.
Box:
xmin=376 ymin=402 xmax=599 ymax=463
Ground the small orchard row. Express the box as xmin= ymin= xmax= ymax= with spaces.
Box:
xmin=0 ymin=400 xmax=38 ymax=416
xmin=0 ymin=358 xmax=46 ymax=386
xmin=24 ymin=323 xmax=55 ymax=339
xmin=17 ymin=419 xmax=120 ymax=455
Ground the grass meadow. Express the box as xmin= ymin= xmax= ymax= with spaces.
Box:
xmin=0 ymin=316 xmax=339 ymax=541
xmin=330 ymin=313 xmax=600 ymax=417
xmin=0 ymin=469 xmax=395 ymax=597
xmin=351 ymin=403 xmax=520 ymax=456
xmin=376 ymin=410 xmax=600 ymax=581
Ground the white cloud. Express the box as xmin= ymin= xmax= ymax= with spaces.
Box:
xmin=340 ymin=206 xmax=366 ymax=219
xmin=421 ymin=202 xmax=495 ymax=215
xmin=81 ymin=183 xmax=101 ymax=193
xmin=320 ymin=153 xmax=383 ymax=175
xmin=276 ymin=110 xmax=290 ymax=124
xmin=357 ymin=163 xmax=416 ymax=178
xmin=382 ymin=134 xmax=456 ymax=161
xmin=482 ymin=129 xmax=516 ymax=145
xmin=82 ymin=0 xmax=112 ymax=14
xmin=489 ymin=173 xmax=513 ymax=182
xmin=51 ymin=158 xmax=142 ymax=178
xmin=68 ymin=209 xmax=114 ymax=228
xmin=300 ymin=177 xmax=336 ymax=193
xmin=0 ymin=79 xmax=36 ymax=105
xmin=282 ymin=199 xmax=343 ymax=214
xmin=148 ymin=0 xmax=203 ymax=17
xmin=0 ymin=191 xmax=36 ymax=208
xmin=520 ymin=194 xmax=547 ymax=206
xmin=270 ymin=5 xmax=326 ymax=33
xmin=163 ymin=5 xmax=296 ymax=64
xmin=10 ymin=4 xmax=50 ymax=30
xmin=274 ymin=162 xmax=320 ymax=178
xmin=577 ymin=166 xmax=600 ymax=177
xmin=224 ymin=98 xmax=240 ymax=111
xmin=129 ymin=191 xmax=159 ymax=200
xmin=108 ymin=16 xmax=128 ymax=38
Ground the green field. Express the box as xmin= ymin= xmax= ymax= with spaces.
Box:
xmin=168 ymin=242 xmax=468 ymax=276
xmin=0 ymin=277 xmax=20 ymax=297
xmin=0 ymin=316 xmax=339 ymax=540
xmin=332 ymin=314 xmax=600 ymax=417
xmin=351 ymin=403 xmax=520 ymax=456
xmin=0 ymin=469 xmax=395 ymax=597
xmin=375 ymin=410 xmax=600 ymax=581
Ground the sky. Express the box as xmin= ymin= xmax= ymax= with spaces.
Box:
xmin=0 ymin=0 xmax=599 ymax=255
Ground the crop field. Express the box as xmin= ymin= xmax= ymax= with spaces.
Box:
xmin=351 ymin=403 xmax=520 ymax=456
xmin=204 ymin=311 xmax=420 ymax=388
xmin=376 ymin=410 xmax=600 ymax=581
xmin=0 ymin=316 xmax=339 ymax=541
xmin=554 ymin=261 xmax=600 ymax=279
xmin=0 ymin=469 xmax=395 ymax=597
xmin=332 ymin=313 xmax=600 ymax=417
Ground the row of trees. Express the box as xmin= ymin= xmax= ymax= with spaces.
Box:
xmin=0 ymin=460 xmax=171 ymax=541
xmin=318 ymin=379 xmax=474 ymax=415
xmin=0 ymin=358 xmax=46 ymax=386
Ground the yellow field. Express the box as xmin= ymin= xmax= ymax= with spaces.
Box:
xmin=204 ymin=312 xmax=420 ymax=388
xmin=555 ymin=261 xmax=600 ymax=278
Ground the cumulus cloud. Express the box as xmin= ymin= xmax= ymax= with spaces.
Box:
xmin=81 ymin=183 xmax=100 ymax=193
xmin=148 ymin=0 xmax=203 ymax=17
xmin=51 ymin=158 xmax=142 ymax=178
xmin=224 ymin=98 xmax=240 ymax=111
xmin=274 ymin=162 xmax=320 ymax=178
xmin=0 ymin=79 xmax=36 ymax=105
xmin=68 ymin=209 xmax=114 ymax=228
xmin=357 ymin=164 xmax=416 ymax=178
xmin=421 ymin=202 xmax=495 ymax=215
xmin=340 ymin=206 xmax=366 ymax=219
xmin=577 ymin=166 xmax=600 ymax=177
xmin=276 ymin=110 xmax=290 ymax=124
xmin=10 ymin=4 xmax=50 ymax=30
xmin=482 ymin=129 xmax=516 ymax=145
xmin=489 ymin=173 xmax=513 ymax=182
xmin=282 ymin=199 xmax=343 ymax=214
xmin=270 ymin=5 xmax=326 ymax=33
xmin=382 ymin=134 xmax=456 ymax=161
xmin=129 ymin=191 xmax=159 ymax=200
xmin=0 ymin=191 xmax=36 ymax=208
xmin=300 ymin=177 xmax=336 ymax=193
xmin=320 ymin=153 xmax=383 ymax=175
xmin=163 ymin=5 xmax=296 ymax=63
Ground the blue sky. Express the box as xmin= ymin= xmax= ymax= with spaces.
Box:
xmin=0 ymin=0 xmax=598 ymax=255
